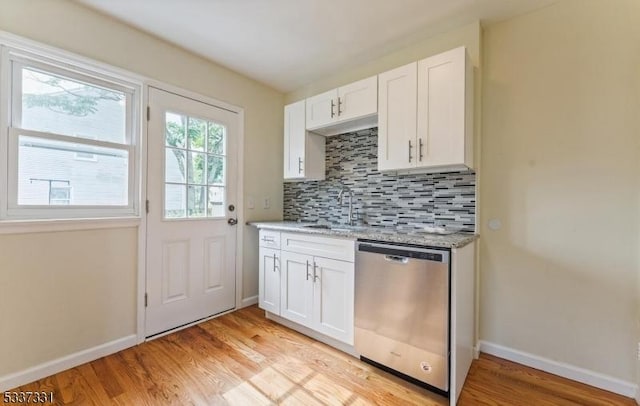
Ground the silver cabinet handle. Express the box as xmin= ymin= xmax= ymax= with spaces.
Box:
xmin=305 ymin=260 xmax=311 ymax=280
xmin=337 ymin=97 xmax=343 ymax=116
xmin=272 ymin=255 xmax=278 ymax=272
xmin=408 ymin=140 xmax=413 ymax=163
xmin=330 ymin=99 xmax=336 ymax=118
xmin=261 ymin=236 xmax=275 ymax=242
xmin=298 ymin=157 xmax=303 ymax=174
xmin=313 ymin=262 xmax=319 ymax=282
xmin=418 ymin=138 xmax=424 ymax=161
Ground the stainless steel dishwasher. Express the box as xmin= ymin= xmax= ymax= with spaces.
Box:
xmin=355 ymin=241 xmax=450 ymax=394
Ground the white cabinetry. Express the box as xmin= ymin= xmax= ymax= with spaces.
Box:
xmin=258 ymin=230 xmax=282 ymax=314
xmin=305 ymin=76 xmax=377 ymax=136
xmin=378 ymin=46 xmax=473 ymax=173
xmin=257 ymin=230 xmax=355 ymax=345
xmin=284 ymin=100 xmax=325 ymax=181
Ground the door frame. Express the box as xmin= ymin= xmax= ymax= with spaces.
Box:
xmin=136 ymin=80 xmax=245 ymax=343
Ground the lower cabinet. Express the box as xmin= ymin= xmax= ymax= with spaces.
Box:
xmin=280 ymin=251 xmax=354 ymax=344
xmin=258 ymin=230 xmax=355 ymax=345
xmin=258 ymin=247 xmax=281 ymax=314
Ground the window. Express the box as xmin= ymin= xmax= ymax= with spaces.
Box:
xmin=1 ymin=46 xmax=140 ymax=219
xmin=164 ymin=112 xmax=226 ymax=219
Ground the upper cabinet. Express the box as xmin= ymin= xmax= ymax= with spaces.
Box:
xmin=305 ymin=76 xmax=377 ymax=136
xmin=284 ymin=100 xmax=325 ymax=181
xmin=378 ymin=47 xmax=474 ymax=173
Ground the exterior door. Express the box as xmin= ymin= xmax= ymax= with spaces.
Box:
xmin=146 ymin=87 xmax=238 ymax=337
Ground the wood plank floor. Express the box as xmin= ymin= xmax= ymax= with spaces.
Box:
xmin=11 ymin=305 xmax=635 ymax=405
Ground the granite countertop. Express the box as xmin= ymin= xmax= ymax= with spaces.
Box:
xmin=248 ymin=221 xmax=478 ymax=249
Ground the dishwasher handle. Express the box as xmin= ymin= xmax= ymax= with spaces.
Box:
xmin=384 ymin=255 xmax=409 ymax=264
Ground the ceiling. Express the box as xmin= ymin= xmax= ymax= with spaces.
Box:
xmin=77 ymin=0 xmax=557 ymax=93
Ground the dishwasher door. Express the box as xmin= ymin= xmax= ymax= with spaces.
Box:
xmin=355 ymin=242 xmax=450 ymax=392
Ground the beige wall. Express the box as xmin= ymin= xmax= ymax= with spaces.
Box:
xmin=285 ymin=21 xmax=481 ymax=103
xmin=0 ymin=0 xmax=283 ymax=377
xmin=0 ymin=228 xmax=137 ymax=376
xmin=481 ymin=0 xmax=640 ymax=382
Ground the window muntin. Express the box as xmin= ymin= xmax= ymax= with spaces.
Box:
xmin=3 ymin=49 xmax=139 ymax=219
xmin=164 ymin=112 xmax=226 ymax=219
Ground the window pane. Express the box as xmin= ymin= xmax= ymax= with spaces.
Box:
xmin=187 ymin=152 xmax=205 ymax=184
xmin=207 ymin=122 xmax=225 ymax=155
xmin=165 ymin=112 xmax=186 ymax=148
xmin=165 ymin=184 xmax=186 ymax=218
xmin=165 ymin=148 xmax=186 ymax=183
xmin=21 ymin=67 xmax=126 ymax=143
xmin=188 ymin=185 xmax=206 ymax=217
xmin=208 ymin=187 xmax=225 ymax=217
xmin=187 ymin=118 xmax=205 ymax=152
xmin=207 ymin=155 xmax=224 ymax=185
xmin=18 ymin=136 xmax=128 ymax=206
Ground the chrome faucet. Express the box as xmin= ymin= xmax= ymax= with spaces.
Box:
xmin=337 ymin=186 xmax=355 ymax=226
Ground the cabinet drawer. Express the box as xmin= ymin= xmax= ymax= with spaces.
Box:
xmin=259 ymin=230 xmax=281 ymax=249
xmin=281 ymin=232 xmax=355 ymax=262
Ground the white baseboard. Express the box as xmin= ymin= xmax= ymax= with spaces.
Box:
xmin=240 ymin=295 xmax=258 ymax=308
xmin=479 ymin=340 xmax=637 ymax=399
xmin=473 ymin=342 xmax=481 ymax=359
xmin=0 ymin=335 xmax=137 ymax=392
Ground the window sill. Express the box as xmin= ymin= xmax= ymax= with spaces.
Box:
xmin=0 ymin=217 xmax=141 ymax=235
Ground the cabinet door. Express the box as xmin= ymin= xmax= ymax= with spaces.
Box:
xmin=280 ymin=251 xmax=314 ymax=327
xmin=306 ymin=88 xmax=338 ymax=130
xmin=312 ymin=256 xmax=354 ymax=344
xmin=337 ymin=76 xmax=377 ymax=123
xmin=284 ymin=100 xmax=306 ymax=179
xmin=258 ymin=247 xmax=281 ymax=314
xmin=377 ymin=62 xmax=417 ymax=171
xmin=417 ymin=47 xmax=467 ymax=168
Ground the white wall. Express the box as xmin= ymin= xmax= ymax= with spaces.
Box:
xmin=0 ymin=0 xmax=283 ymax=379
xmin=481 ymin=0 xmax=640 ymax=383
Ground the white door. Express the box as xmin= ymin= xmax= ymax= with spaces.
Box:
xmin=280 ymin=250 xmax=314 ymax=327
xmin=417 ymin=47 xmax=466 ymax=168
xmin=146 ymin=87 xmax=239 ymax=337
xmin=305 ymin=88 xmax=338 ymax=130
xmin=377 ymin=62 xmax=417 ymax=171
xmin=258 ymin=247 xmax=280 ymax=314
xmin=313 ymin=257 xmax=354 ymax=344
xmin=283 ymin=100 xmax=306 ymax=179
xmin=337 ymin=76 xmax=377 ymax=123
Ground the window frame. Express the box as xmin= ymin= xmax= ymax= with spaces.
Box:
xmin=0 ymin=45 xmax=141 ymax=220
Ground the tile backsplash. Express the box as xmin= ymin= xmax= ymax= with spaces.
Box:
xmin=283 ymin=128 xmax=476 ymax=233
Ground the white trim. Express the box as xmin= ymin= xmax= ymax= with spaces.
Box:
xmin=241 ymin=295 xmax=258 ymax=308
xmin=235 ymin=109 xmax=245 ymax=309
xmin=0 ymin=217 xmax=139 ymax=234
xmin=0 ymin=335 xmax=136 ymax=392
xmin=146 ymin=80 xmax=242 ymax=114
xmin=479 ymin=340 xmax=638 ymax=399
xmin=136 ymin=85 xmax=149 ymax=344
xmin=0 ymin=31 xmax=147 ymax=84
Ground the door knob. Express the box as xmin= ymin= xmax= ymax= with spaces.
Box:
xmin=227 ymin=218 xmax=238 ymax=226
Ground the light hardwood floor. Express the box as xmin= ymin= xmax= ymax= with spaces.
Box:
xmin=11 ymin=305 xmax=635 ymax=405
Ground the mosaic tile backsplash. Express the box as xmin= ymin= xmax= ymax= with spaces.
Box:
xmin=283 ymin=128 xmax=476 ymax=233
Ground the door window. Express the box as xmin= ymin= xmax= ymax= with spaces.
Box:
xmin=164 ymin=112 xmax=226 ymax=219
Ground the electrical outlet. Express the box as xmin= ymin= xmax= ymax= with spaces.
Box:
xmin=637 ymin=342 xmax=640 ymax=361
xmin=263 ymin=197 xmax=271 ymax=209
xmin=247 ymin=196 xmax=255 ymax=210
